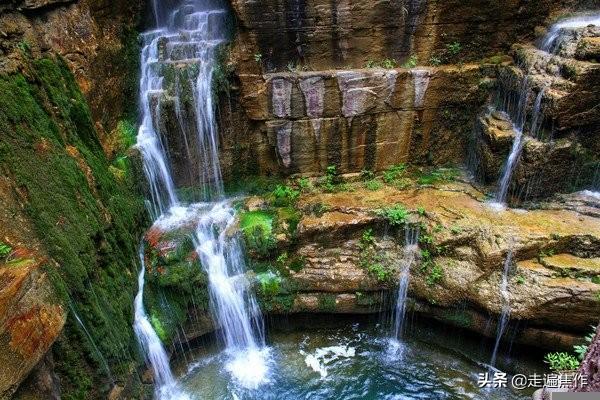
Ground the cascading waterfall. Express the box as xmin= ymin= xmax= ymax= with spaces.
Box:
xmin=195 ymin=203 xmax=267 ymax=387
xmin=489 ymin=249 xmax=513 ymax=369
xmin=392 ymin=225 xmax=420 ymax=341
xmin=134 ymin=0 xmax=268 ymax=394
xmin=493 ymin=77 xmax=548 ymax=206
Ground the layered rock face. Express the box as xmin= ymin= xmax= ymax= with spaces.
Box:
xmin=147 ymin=174 xmax=600 ymax=351
xmin=220 ymin=65 xmax=493 ymax=179
xmin=229 ymin=0 xmax=579 ymax=71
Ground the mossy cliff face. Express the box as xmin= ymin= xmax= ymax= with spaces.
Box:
xmin=0 ymin=0 xmax=145 ymax=158
xmin=0 ymin=55 xmax=147 ymax=399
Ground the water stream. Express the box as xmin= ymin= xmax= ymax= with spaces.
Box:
xmin=133 ymin=0 xmax=268 ymax=396
xmin=391 ymin=225 xmax=420 ymax=342
xmin=490 ymin=248 xmax=513 ymax=369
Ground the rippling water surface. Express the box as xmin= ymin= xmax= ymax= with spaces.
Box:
xmin=175 ymin=319 xmax=537 ymax=400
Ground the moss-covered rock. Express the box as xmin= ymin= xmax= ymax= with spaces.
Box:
xmin=0 ymin=55 xmax=148 ymax=399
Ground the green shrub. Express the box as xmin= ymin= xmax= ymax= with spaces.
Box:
xmin=367 ymin=262 xmax=392 ymax=282
xmin=417 ymin=168 xmax=459 ymax=185
xmin=318 ymin=294 xmax=337 ymax=312
xmin=256 ymin=271 xmax=282 ymax=297
xmin=297 ymin=177 xmax=312 ymax=192
xmin=376 ymin=204 xmax=409 ymax=226
xmin=271 ymin=185 xmax=300 ymax=207
xmin=426 ymin=264 xmax=443 ymax=286
xmin=240 ymin=211 xmax=276 ymax=257
xmin=360 ymin=169 xmax=375 ymax=181
xmin=573 ymin=325 xmax=597 ymax=361
xmin=544 ymin=352 xmax=580 ymax=372
xmin=0 ymin=242 xmax=12 ymax=258
xmin=365 ymin=179 xmax=383 ymax=191
xmin=383 ymin=163 xmax=407 ymax=183
xmin=402 ymin=55 xmax=418 ymax=68
xmin=446 ymin=41 xmax=462 ymax=56
xmin=429 ymin=56 xmax=442 ymax=66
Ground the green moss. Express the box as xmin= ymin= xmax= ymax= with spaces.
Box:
xmin=318 ymin=294 xmax=337 ymax=312
xmin=444 ymin=310 xmax=473 ymax=328
xmin=0 ymin=56 xmax=147 ymax=398
xmin=240 ymin=210 xmax=276 ymax=257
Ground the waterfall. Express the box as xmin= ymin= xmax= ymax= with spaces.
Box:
xmin=195 ymin=202 xmax=268 ymax=388
xmin=540 ymin=14 xmax=600 ymax=54
xmin=134 ymin=247 xmax=189 ymax=400
xmin=489 ymin=249 xmax=513 ymax=369
xmin=493 ymin=78 xmax=547 ymax=205
xmin=392 ymin=225 xmax=420 ymax=340
xmin=134 ymin=0 xmax=268 ymax=393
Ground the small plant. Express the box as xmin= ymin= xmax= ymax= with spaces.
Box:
xmin=0 ymin=242 xmax=12 ymax=259
xmin=256 ymin=271 xmax=282 ymax=297
xmin=544 ymin=352 xmax=580 ymax=372
xmin=419 ymin=233 xmax=434 ymax=245
xmin=297 ymin=177 xmax=313 ymax=192
xmin=417 ymin=206 xmax=426 ymax=216
xmin=254 ymin=53 xmax=263 ymax=63
xmin=289 ymin=256 xmax=306 ymax=272
xmin=271 ymin=185 xmax=300 ymax=206
xmin=381 ymin=58 xmax=398 ymax=69
xmin=426 ymin=263 xmax=443 ymax=286
xmin=321 ymin=164 xmax=340 ymax=192
xmin=516 ymin=275 xmax=526 ymax=285
xmin=573 ymin=325 xmax=597 ymax=361
xmin=365 ymin=179 xmax=383 ymax=191
xmin=429 ymin=56 xmax=442 ymax=66
xmin=383 ymin=163 xmax=407 ymax=184
xmin=365 ymin=59 xmax=378 ymax=68
xmin=446 ymin=41 xmax=462 ymax=56
xmin=402 ymin=55 xmax=418 ymax=69
xmin=360 ymin=229 xmax=376 ymax=250
xmin=319 ymin=294 xmax=337 ymax=312
xmin=450 ymin=225 xmax=462 ymax=235
xmin=376 ymin=204 xmax=409 ymax=226
xmin=360 ymin=169 xmax=375 ymax=181
xmin=367 ymin=263 xmax=392 ymax=282
xmin=538 ymin=249 xmax=556 ymax=262
xmin=276 ymin=252 xmax=289 ymax=267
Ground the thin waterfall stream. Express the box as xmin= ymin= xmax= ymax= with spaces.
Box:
xmin=490 ymin=248 xmax=513 ymax=369
xmin=391 ymin=225 xmax=419 ymax=345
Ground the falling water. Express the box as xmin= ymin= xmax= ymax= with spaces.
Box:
xmin=392 ymin=225 xmax=420 ymax=340
xmin=493 ymin=77 xmax=547 ymax=205
xmin=134 ymin=247 xmax=189 ymax=400
xmin=134 ymin=0 xmax=268 ymax=393
xmin=540 ymin=14 xmax=600 ymax=54
xmin=489 ymin=249 xmax=513 ymax=368
xmin=68 ymin=303 xmax=114 ymax=385
xmin=195 ymin=202 xmax=268 ymax=387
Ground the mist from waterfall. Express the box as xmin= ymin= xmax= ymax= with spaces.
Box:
xmin=133 ymin=0 xmax=268 ymax=395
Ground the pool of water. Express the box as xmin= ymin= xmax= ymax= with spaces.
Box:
xmin=174 ymin=318 xmax=538 ymax=400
